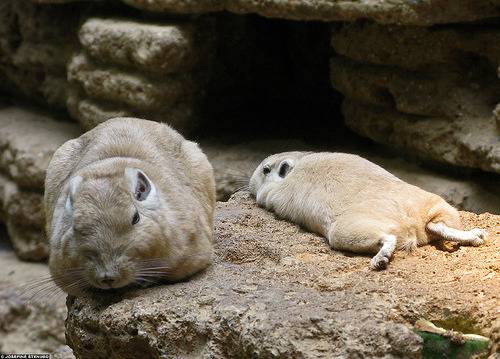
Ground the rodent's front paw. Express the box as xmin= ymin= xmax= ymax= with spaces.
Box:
xmin=370 ymin=255 xmax=389 ymax=271
xmin=468 ymin=228 xmax=487 ymax=246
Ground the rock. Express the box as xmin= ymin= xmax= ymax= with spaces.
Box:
xmin=79 ymin=18 xmax=201 ymax=74
xmin=0 ymin=106 xmax=81 ymax=189
xmin=0 ymin=0 xmax=81 ymax=108
xmin=120 ymin=0 xmax=500 ymax=25
xmin=0 ymin=236 xmax=70 ymax=356
xmin=65 ymin=194 xmax=500 ymax=358
xmin=0 ymin=106 xmax=81 ymax=260
xmin=67 ymin=53 xmax=195 ymax=112
xmin=331 ymin=22 xmax=500 ymax=70
xmin=0 ymin=174 xmax=47 ymax=261
xmin=68 ymin=17 xmax=215 ymax=133
xmin=341 ymin=99 xmax=500 ymax=174
xmin=330 ymin=23 xmax=500 ymax=174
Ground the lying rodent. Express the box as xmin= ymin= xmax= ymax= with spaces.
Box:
xmin=44 ymin=117 xmax=215 ymax=296
xmin=249 ymin=151 xmax=486 ymax=269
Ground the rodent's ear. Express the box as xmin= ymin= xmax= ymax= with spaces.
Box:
xmin=278 ymin=159 xmax=294 ymax=178
xmin=125 ymin=168 xmax=157 ymax=202
xmin=65 ymin=176 xmax=82 ymax=213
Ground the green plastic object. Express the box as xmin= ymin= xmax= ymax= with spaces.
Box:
xmin=414 ymin=319 xmax=490 ymax=359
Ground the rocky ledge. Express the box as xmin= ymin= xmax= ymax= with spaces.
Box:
xmin=66 ymin=193 xmax=500 ymax=358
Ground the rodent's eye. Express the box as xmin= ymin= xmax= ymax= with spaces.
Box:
xmin=262 ymin=166 xmax=271 ymax=175
xmin=132 ymin=211 xmax=140 ymax=225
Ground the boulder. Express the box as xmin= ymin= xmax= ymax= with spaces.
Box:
xmin=65 ymin=193 xmax=500 ymax=358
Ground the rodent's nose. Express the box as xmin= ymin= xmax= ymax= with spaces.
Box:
xmin=97 ymin=274 xmax=119 ymax=288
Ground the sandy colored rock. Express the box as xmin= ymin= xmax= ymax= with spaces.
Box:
xmin=0 ymin=0 xmax=80 ymax=107
xmin=66 ymin=193 xmax=500 ymax=358
xmin=0 ymin=173 xmax=47 ymax=260
xmin=0 ymin=106 xmax=81 ymax=189
xmin=68 ymin=53 xmax=194 ymax=111
xmin=330 ymin=23 xmax=500 ymax=175
xmin=120 ymin=0 xmax=500 ymax=25
xmin=0 ymin=237 xmax=72 ymax=356
xmin=79 ymin=18 xmax=200 ymax=74
xmin=331 ymin=22 xmax=500 ymax=70
xmin=341 ymin=99 xmax=500 ymax=174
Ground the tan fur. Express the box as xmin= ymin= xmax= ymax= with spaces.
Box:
xmin=250 ymin=152 xmax=486 ymax=269
xmin=45 ymin=117 xmax=215 ymax=295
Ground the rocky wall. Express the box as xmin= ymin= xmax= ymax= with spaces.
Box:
xmin=0 ymin=0 xmax=81 ymax=108
xmin=0 ymin=106 xmax=80 ymax=260
xmin=68 ymin=16 xmax=216 ymax=132
xmin=330 ymin=22 xmax=500 ymax=174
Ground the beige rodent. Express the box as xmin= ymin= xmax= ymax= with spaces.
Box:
xmin=45 ymin=117 xmax=215 ymax=296
xmin=249 ymin=152 xmax=487 ymax=269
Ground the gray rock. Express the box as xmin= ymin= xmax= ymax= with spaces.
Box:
xmin=0 ymin=107 xmax=81 ymax=189
xmin=0 ymin=0 xmax=80 ymax=107
xmin=65 ymin=193 xmax=500 ymax=358
xmin=0 ymin=239 xmax=69 ymax=355
xmin=79 ymin=18 xmax=201 ymax=74
xmin=330 ymin=23 xmax=500 ymax=175
xmin=119 ymin=0 xmax=500 ymax=25
xmin=67 ymin=53 xmax=195 ymax=112
xmin=0 ymin=106 xmax=81 ymax=260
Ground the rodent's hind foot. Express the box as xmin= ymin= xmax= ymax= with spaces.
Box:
xmin=468 ymin=228 xmax=487 ymax=246
xmin=370 ymin=234 xmax=397 ymax=271
xmin=370 ymin=254 xmax=389 ymax=270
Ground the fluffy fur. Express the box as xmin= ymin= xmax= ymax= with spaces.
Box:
xmin=45 ymin=117 xmax=215 ymax=296
xmin=250 ymin=152 xmax=486 ymax=269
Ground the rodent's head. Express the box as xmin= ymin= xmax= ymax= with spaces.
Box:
xmin=249 ymin=152 xmax=308 ymax=198
xmin=52 ymin=167 xmax=176 ymax=295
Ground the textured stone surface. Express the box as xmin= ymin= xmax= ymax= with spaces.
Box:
xmin=68 ymin=53 xmax=194 ymax=111
xmin=330 ymin=23 xmax=500 ymax=174
xmin=0 ymin=0 xmax=80 ymax=107
xmin=66 ymin=193 xmax=500 ymax=358
xmin=0 ymin=174 xmax=46 ymax=261
xmin=0 ymin=107 xmax=81 ymax=189
xmin=0 ymin=238 xmax=71 ymax=356
xmin=79 ymin=18 xmax=199 ymax=74
xmin=69 ymin=17 xmax=214 ymax=133
xmin=0 ymin=106 xmax=81 ymax=260
xmin=120 ymin=0 xmax=500 ymax=25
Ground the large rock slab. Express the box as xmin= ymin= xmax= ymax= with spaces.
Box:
xmin=330 ymin=22 xmax=500 ymax=174
xmin=0 ymin=107 xmax=81 ymax=189
xmin=68 ymin=17 xmax=215 ymax=133
xmin=66 ymin=193 xmax=500 ymax=358
xmin=0 ymin=106 xmax=81 ymax=260
xmin=120 ymin=0 xmax=500 ymax=25
xmin=0 ymin=235 xmax=71 ymax=356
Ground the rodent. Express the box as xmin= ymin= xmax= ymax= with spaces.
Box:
xmin=249 ymin=151 xmax=487 ymax=269
xmin=44 ymin=117 xmax=215 ymax=296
